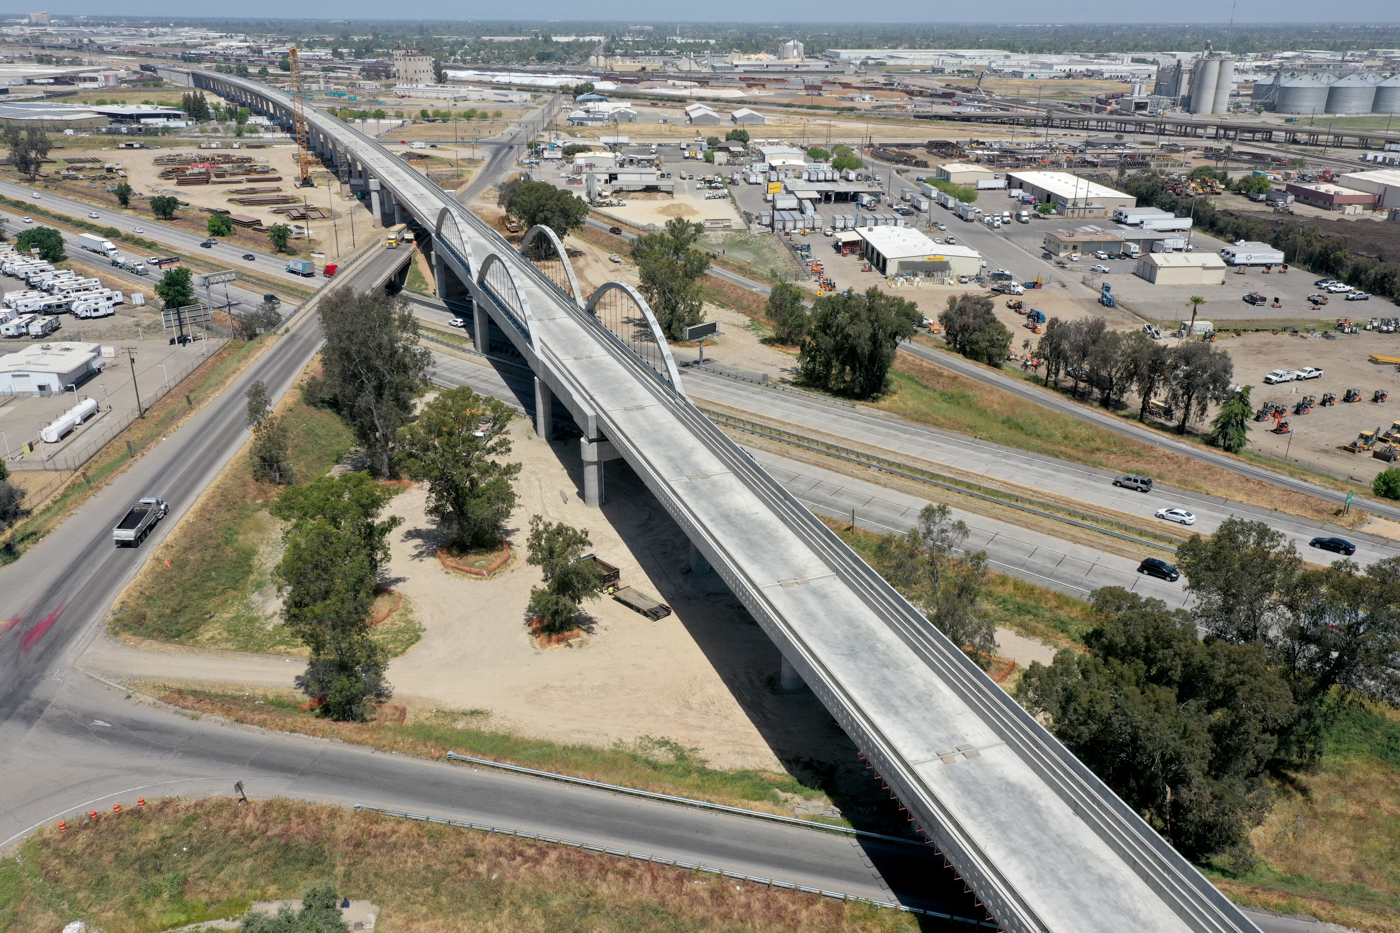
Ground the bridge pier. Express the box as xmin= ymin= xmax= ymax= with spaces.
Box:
xmin=688 ymin=540 xmax=711 ymax=575
xmin=433 ymin=250 xmax=449 ymax=300
xmin=473 ymin=299 xmax=489 ymax=353
xmin=368 ymin=177 xmax=383 ymax=227
xmin=779 ymin=654 xmax=806 ymax=692
xmin=580 ymin=436 xmax=621 ymax=507
xmin=534 ymin=377 xmax=552 ymax=440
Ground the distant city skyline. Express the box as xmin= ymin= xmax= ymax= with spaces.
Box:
xmin=26 ymin=2 xmax=1395 ymax=25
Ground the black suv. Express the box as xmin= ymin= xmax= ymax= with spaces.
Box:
xmin=1137 ymin=558 xmax=1180 ymax=582
xmin=1309 ymin=537 xmax=1356 ymax=556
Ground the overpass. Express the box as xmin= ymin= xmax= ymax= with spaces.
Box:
xmin=185 ymin=69 xmax=1261 ymax=933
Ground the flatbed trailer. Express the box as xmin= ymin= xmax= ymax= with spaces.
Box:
xmin=613 ymin=586 xmax=672 ymax=620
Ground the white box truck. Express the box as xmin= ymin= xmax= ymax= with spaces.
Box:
xmin=1218 ymin=241 xmax=1285 ymax=266
xmin=78 ymin=233 xmax=120 ymax=258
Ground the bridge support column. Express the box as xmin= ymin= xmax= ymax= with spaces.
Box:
xmin=580 ymin=437 xmax=621 ymax=508
xmin=689 ymin=540 xmax=710 ymax=575
xmin=780 ymin=654 xmax=806 ymax=692
xmin=534 ymin=377 xmax=552 ymax=440
xmin=368 ymin=177 xmax=383 ymax=227
xmin=473 ymin=300 xmax=489 ymax=353
xmin=433 ymin=250 xmax=449 ymax=300
xmin=392 ymin=196 xmax=406 ymax=226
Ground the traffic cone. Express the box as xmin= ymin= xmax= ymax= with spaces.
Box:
xmin=113 ymin=803 xmax=121 ymax=814
xmin=137 ymin=798 xmax=146 ymax=810
xmin=88 ymin=810 xmax=97 ymax=822
xmin=58 ymin=821 xmax=66 ymax=833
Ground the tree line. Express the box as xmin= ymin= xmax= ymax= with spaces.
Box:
xmin=254 ymin=289 xmax=604 ymax=721
xmin=1117 ymin=171 xmax=1400 ymax=306
xmin=1019 ymin=517 xmax=1400 ymax=870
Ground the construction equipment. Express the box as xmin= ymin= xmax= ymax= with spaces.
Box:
xmin=1344 ymin=428 xmax=1379 ymax=453
xmin=1099 ymin=284 xmax=1115 ymax=308
xmin=1382 ymin=421 xmax=1400 ymax=443
xmin=1375 ymin=444 xmax=1400 ymax=463
xmin=1369 ymin=354 xmax=1400 ymax=365
xmin=1376 ymin=389 xmax=1391 ymax=403
xmin=1344 ymin=388 xmax=1363 ymax=403
xmin=1293 ymin=395 xmax=1316 ymax=416
xmin=287 ymin=47 xmax=316 ymax=188
xmin=1006 ymin=299 xmax=1024 ymax=312
xmin=1320 ymin=392 xmax=1337 ymax=407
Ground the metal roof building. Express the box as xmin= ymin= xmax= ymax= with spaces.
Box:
xmin=1006 ymin=171 xmax=1134 ymax=219
xmin=0 ymin=342 xmax=102 ymax=396
xmin=0 ymin=101 xmax=106 ymax=129
xmin=935 ymin=162 xmax=997 ymax=185
xmin=856 ymin=226 xmax=983 ymax=277
xmin=1337 ymin=169 xmax=1400 ymax=210
xmin=730 ymin=107 xmax=766 ymax=124
xmin=1134 ymin=252 xmax=1227 ymax=286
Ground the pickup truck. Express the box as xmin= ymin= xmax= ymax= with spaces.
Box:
xmin=1295 ymin=367 xmax=1324 ymax=380
xmin=113 ymin=497 xmax=168 ymax=547
xmin=1263 ymin=369 xmax=1296 ymax=384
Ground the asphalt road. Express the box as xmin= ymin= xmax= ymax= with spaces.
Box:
xmin=0 ymin=178 xmax=323 ymax=286
xmin=684 ymin=369 xmax=1400 ymax=565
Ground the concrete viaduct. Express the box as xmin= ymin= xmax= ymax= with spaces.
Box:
xmin=181 ymin=68 xmax=1264 ymax=933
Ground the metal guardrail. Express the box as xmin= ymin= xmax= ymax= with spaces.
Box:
xmin=351 ymin=803 xmax=999 ymax=929
xmin=444 ymin=751 xmax=921 ymax=846
xmin=691 ymin=363 xmax=857 ymax=408
xmin=701 ymin=407 xmax=1179 ymax=553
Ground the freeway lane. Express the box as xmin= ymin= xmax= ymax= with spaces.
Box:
xmin=0 ymin=178 xmax=323 ymax=287
xmin=684 ymin=370 xmax=1400 ymax=565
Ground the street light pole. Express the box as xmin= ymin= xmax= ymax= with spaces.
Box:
xmin=158 ymin=363 xmax=169 ymax=391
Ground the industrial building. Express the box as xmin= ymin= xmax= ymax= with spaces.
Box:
xmin=1008 ymin=171 xmax=1135 ymax=220
xmin=1134 ymin=252 xmax=1227 ymax=286
xmin=1042 ymin=229 xmax=1126 ymax=258
xmin=1337 ymin=169 xmax=1400 ymax=210
xmin=685 ymin=103 xmax=721 ymax=125
xmin=0 ymin=342 xmax=102 ymax=397
xmin=1285 ymin=182 xmax=1376 ymax=213
xmin=392 ymin=48 xmax=435 ymax=86
xmin=757 ymin=144 xmax=807 ymax=168
xmin=0 ymin=101 xmax=107 ymax=130
xmin=1151 ymin=52 xmax=1235 ymax=114
xmin=935 ymin=162 xmax=997 ymax=186
xmin=730 ymin=107 xmax=766 ymax=124
xmin=856 ymin=227 xmax=983 ymax=278
xmin=1253 ymin=71 xmax=1400 ymax=115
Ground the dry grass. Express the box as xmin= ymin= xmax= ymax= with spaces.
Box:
xmin=136 ymin=684 xmax=831 ymax=819
xmin=880 ymin=353 xmax=1353 ymax=526
xmin=0 ymin=797 xmax=916 ymax=933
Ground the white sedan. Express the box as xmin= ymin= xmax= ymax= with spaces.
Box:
xmin=1155 ymin=507 xmax=1197 ymax=526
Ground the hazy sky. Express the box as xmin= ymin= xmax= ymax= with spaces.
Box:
xmin=40 ymin=0 xmax=1394 ymax=24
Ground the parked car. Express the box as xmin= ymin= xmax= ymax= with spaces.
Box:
xmin=1295 ymin=367 xmax=1324 ymax=380
xmin=1306 ymin=294 xmax=1330 ymax=305
xmin=1113 ymin=475 xmax=1154 ymax=493
xmin=1094 ymin=250 xmax=1109 ymax=260
xmin=1326 ymin=282 xmax=1352 ymax=293
xmin=1155 ymin=507 xmax=1196 ymax=525
xmin=1137 ymin=558 xmax=1180 ymax=582
xmin=1346 ymin=291 xmax=1370 ymax=301
xmin=1243 ymin=292 xmax=1267 ymax=305
xmin=1315 ymin=278 xmax=1337 ymax=288
xmin=945 ymin=236 xmax=957 ymax=244
xmin=1309 ymin=536 xmax=1356 ymax=555
xmin=608 ymin=254 xmax=622 ymax=263
xmin=934 ymin=222 xmax=947 ymax=231
xmin=1090 ymin=264 xmax=1110 ymax=273
xmin=1264 ymin=369 xmax=1296 ymax=384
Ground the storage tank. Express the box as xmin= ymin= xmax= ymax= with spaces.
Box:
xmin=1211 ymin=57 xmax=1235 ymax=114
xmin=1326 ymin=73 xmax=1378 ymax=115
xmin=1273 ymin=73 xmax=1333 ymax=114
xmin=1370 ymin=74 xmax=1400 ymax=113
xmin=1189 ymin=56 xmax=1220 ymax=115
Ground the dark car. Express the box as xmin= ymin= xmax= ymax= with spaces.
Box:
xmin=609 ymin=226 xmax=623 ymax=235
xmin=1243 ymin=292 xmax=1267 ymax=305
xmin=1310 ymin=536 xmax=1356 ymax=555
xmin=1137 ymin=558 xmax=1180 ymax=582
xmin=264 ymin=294 xmax=280 ymax=304
xmin=200 ymin=238 xmax=216 ymax=248
xmin=242 ymin=253 xmax=255 ymax=261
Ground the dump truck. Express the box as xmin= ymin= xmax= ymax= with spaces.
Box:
xmin=113 ymin=497 xmax=168 ymax=547
xmin=613 ymin=586 xmax=672 ymax=620
xmin=578 ymin=553 xmax=620 ymax=587
xmin=1344 ymin=428 xmax=1380 ymax=453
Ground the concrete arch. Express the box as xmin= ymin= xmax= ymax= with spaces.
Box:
xmin=519 ymin=225 xmax=583 ymax=308
xmin=584 ymin=281 xmax=685 ymax=395
xmin=477 ymin=252 xmax=535 ymax=345
xmin=434 ymin=207 xmax=475 ymax=270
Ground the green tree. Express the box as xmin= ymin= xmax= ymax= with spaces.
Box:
xmin=235 ymin=106 xmax=251 ymax=125
xmin=806 ymin=146 xmax=831 ymax=161
xmin=236 ymin=299 xmax=283 ymax=340
xmin=258 ymin=66 xmax=270 ymax=79
xmin=247 ymin=379 xmax=293 ymax=484
xmin=3 ymin=123 xmax=51 ymax=179
xmin=874 ymin=503 xmax=995 ymax=662
xmin=0 ymin=456 xmax=22 ymax=534
xmin=320 ymin=289 xmax=434 ymax=477
xmin=1128 ymin=331 xmax=1172 ymax=420
xmin=155 ymin=265 xmax=195 ymax=310
xmin=1166 ymin=340 xmax=1234 ymax=434
xmin=1374 ymin=469 xmax=1400 ymax=500
xmin=939 ymin=293 xmax=1007 ymax=364
xmin=1210 ymin=385 xmax=1253 ymax=453
xmin=238 ymin=881 xmax=350 ymax=933
xmin=572 ymin=81 xmax=595 ymax=97
xmin=272 ymin=474 xmax=400 ymax=722
xmin=114 ymin=181 xmax=133 ymax=207
xmin=15 ymin=226 xmax=64 ymax=262
xmin=925 ymin=177 xmax=978 ymax=203
xmin=766 ymin=281 xmax=809 ymax=345
xmin=525 ymin=516 xmax=604 ymax=635
xmin=149 ymin=195 xmax=179 ymax=219
xmin=279 ymin=57 xmax=291 ymax=72
xmin=1177 ymin=518 xmax=1301 ymax=645
xmin=725 ymin=127 xmax=749 ymax=144
xmin=234 ymin=64 xmax=250 ymax=79
xmin=506 ymin=181 xmax=588 ymax=240
xmin=1234 ymin=174 xmax=1274 ymax=195
xmin=798 ymin=287 xmax=920 ymax=399
xmin=396 ymin=387 xmax=521 ymax=549
xmin=1184 ymin=294 xmax=1207 ymax=340
xmin=267 ymin=223 xmax=293 ymax=253
xmin=705 ymin=135 xmax=720 ymax=149
xmin=207 ymin=213 xmax=233 ymax=237
xmin=631 ymin=217 xmax=710 ymax=340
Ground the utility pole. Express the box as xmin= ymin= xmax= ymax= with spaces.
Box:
xmin=125 ymin=347 xmax=144 ymax=417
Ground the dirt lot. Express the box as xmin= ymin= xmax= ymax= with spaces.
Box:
xmin=1216 ymin=330 xmax=1400 ymax=482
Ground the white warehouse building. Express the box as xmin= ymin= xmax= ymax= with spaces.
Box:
xmin=857 ymin=227 xmax=983 ymax=278
xmin=0 ymin=342 xmax=103 ymax=397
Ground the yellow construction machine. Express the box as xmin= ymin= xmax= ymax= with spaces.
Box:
xmin=1344 ymin=427 xmax=1380 ymax=453
xmin=1381 ymin=421 xmax=1400 ymax=444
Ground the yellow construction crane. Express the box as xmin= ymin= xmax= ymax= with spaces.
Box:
xmin=287 ymin=47 xmax=315 ymax=188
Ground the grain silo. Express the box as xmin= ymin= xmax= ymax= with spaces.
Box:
xmin=1326 ymin=73 xmax=1379 ymax=114
xmin=1211 ymin=57 xmax=1235 ymax=113
xmin=1189 ymin=56 xmax=1220 ymax=115
xmin=1373 ymin=74 xmax=1400 ymax=114
xmin=1273 ymin=72 xmax=1333 ymax=114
